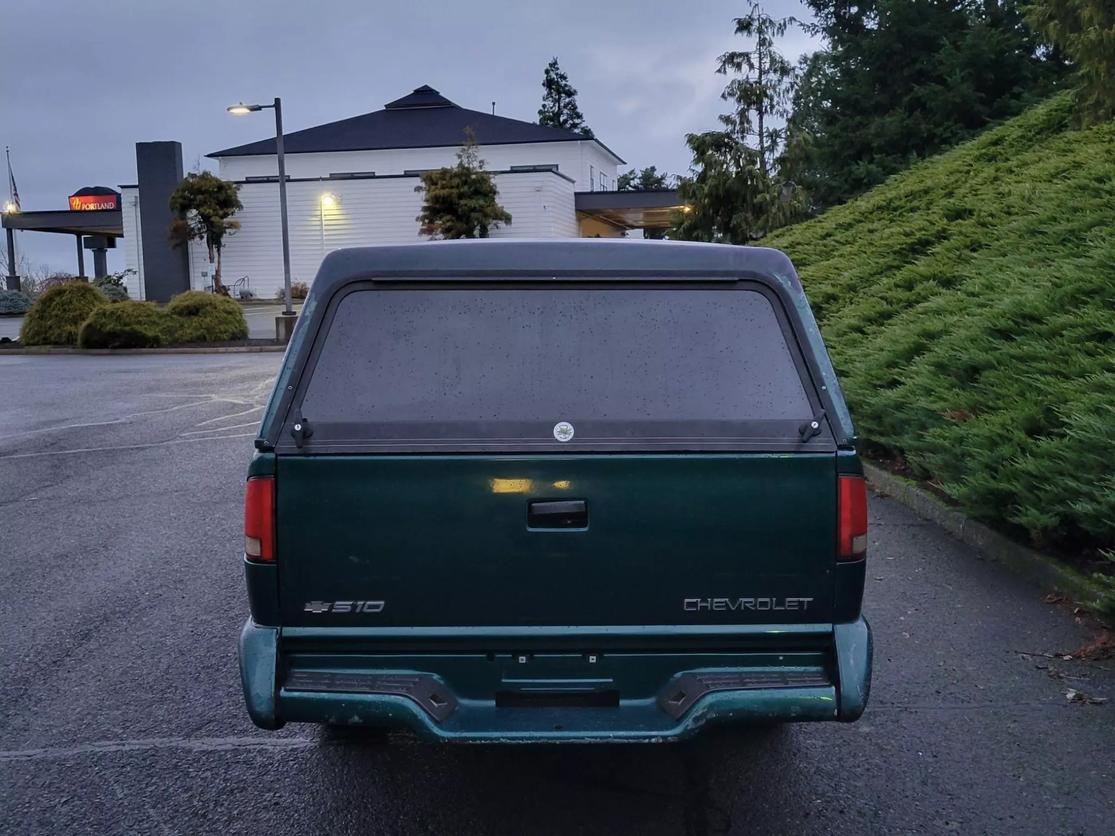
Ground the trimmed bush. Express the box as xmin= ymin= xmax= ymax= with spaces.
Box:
xmin=19 ymin=282 xmax=107 ymax=345
xmin=164 ymin=290 xmax=248 ymax=343
xmin=0 ymin=289 xmax=33 ymax=315
xmin=764 ymin=94 xmax=1114 ymax=555
xmin=78 ymin=301 xmax=166 ymax=349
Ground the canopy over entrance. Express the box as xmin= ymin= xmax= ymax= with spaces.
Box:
xmin=575 ymin=189 xmax=685 ymax=233
xmin=3 ymin=209 xmax=123 ymax=237
xmin=3 ymin=207 xmax=123 ymax=289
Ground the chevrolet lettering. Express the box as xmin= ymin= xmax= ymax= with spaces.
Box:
xmin=683 ymin=597 xmax=815 ymax=612
xmin=237 ymin=240 xmax=873 ymax=742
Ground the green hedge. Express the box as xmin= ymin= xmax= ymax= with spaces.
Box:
xmin=164 ymin=290 xmax=248 ymax=343
xmin=19 ymin=286 xmax=249 ymax=347
xmin=765 ymin=94 xmax=1114 ymax=554
xmin=78 ymin=301 xmax=167 ymax=349
xmin=20 ymin=282 xmax=107 ymax=345
xmin=74 ymin=290 xmax=250 ymax=347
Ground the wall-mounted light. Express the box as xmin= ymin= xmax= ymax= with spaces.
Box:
xmin=319 ymin=193 xmax=339 ymax=256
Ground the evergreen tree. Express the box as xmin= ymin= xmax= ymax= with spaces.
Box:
xmin=793 ymin=1 xmax=1068 ymax=208
xmin=717 ymin=4 xmax=802 ymax=176
xmin=617 ymin=166 xmax=674 ymax=191
xmin=1026 ymin=0 xmax=1115 ymax=124
xmin=617 ymin=167 xmax=676 ymax=238
xmin=538 ymin=58 xmax=593 ymax=137
xmin=168 ymin=172 xmax=241 ymax=294
xmin=415 ymin=131 xmax=511 ymax=239
xmin=674 ymin=121 xmax=771 ymax=244
xmin=674 ymin=4 xmax=808 ymax=243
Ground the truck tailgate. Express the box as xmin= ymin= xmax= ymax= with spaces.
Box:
xmin=277 ymin=453 xmax=835 ymax=627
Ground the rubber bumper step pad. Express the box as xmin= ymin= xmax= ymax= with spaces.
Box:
xmin=283 ymin=670 xmax=457 ymax=722
xmin=658 ymin=670 xmax=832 ymax=719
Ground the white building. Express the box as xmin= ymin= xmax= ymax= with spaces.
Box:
xmin=120 ymin=85 xmax=680 ymax=301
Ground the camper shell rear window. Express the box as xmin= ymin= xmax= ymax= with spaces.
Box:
xmin=282 ymin=283 xmax=832 ymax=453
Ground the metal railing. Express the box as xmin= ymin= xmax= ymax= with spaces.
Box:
xmin=205 ymin=275 xmax=253 ymax=299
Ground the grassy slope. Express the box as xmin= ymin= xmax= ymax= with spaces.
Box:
xmin=765 ymin=94 xmax=1114 ymax=553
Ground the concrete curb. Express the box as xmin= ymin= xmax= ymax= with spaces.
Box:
xmin=0 ymin=344 xmax=285 ymax=355
xmin=863 ymin=462 xmax=1105 ymax=609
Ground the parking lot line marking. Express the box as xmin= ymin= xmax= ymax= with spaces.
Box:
xmin=193 ymin=405 xmax=264 ymax=426
xmin=2 ymin=399 xmax=218 ymax=441
xmin=180 ymin=421 xmax=261 ymax=435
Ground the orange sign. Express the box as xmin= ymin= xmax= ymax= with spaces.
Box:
xmin=69 ymin=193 xmax=119 ymax=211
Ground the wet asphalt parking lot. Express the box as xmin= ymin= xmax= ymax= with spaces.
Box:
xmin=0 ymin=353 xmax=1112 ymax=835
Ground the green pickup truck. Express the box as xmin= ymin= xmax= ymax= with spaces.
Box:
xmin=239 ymin=239 xmax=872 ymax=742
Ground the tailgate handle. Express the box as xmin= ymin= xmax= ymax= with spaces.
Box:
xmin=528 ymin=499 xmax=588 ymax=529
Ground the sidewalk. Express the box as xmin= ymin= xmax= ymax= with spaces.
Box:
xmin=0 ymin=315 xmax=22 ymax=341
xmin=239 ymin=303 xmax=303 ymax=339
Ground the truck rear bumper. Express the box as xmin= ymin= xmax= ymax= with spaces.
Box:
xmin=238 ymin=618 xmax=872 ymax=742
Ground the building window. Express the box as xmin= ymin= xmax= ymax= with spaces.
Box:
xmin=590 ymin=165 xmax=595 ymax=192
xmin=600 ymin=172 xmax=609 ymax=191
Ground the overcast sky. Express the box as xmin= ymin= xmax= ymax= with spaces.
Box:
xmin=0 ymin=0 xmax=817 ymax=274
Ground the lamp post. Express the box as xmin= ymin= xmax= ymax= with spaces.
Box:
xmin=227 ymin=98 xmax=294 ymax=318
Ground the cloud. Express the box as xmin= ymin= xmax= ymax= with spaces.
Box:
xmin=0 ymin=0 xmax=819 ymax=271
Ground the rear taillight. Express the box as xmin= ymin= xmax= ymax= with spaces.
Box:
xmin=838 ymin=475 xmax=868 ymax=560
xmin=244 ymin=476 xmax=275 ymax=562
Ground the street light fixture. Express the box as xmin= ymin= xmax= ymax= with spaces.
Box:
xmin=3 ymin=201 xmax=17 ymax=215
xmin=227 ymin=97 xmax=294 ymax=318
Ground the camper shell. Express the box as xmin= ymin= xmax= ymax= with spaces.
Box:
xmin=239 ymin=239 xmax=872 ymax=741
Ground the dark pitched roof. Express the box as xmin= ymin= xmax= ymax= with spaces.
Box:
xmin=383 ymin=84 xmax=455 ymax=110
xmin=208 ymin=85 xmax=624 ymax=162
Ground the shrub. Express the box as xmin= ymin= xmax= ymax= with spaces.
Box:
xmin=98 ymin=284 xmax=129 ymax=302
xmin=276 ymin=281 xmax=309 ymax=301
xmin=764 ymin=94 xmax=1115 ymax=555
xmin=93 ymin=271 xmax=132 ymax=302
xmin=0 ymin=289 xmax=33 ymax=315
xmin=164 ymin=290 xmax=248 ymax=343
xmin=19 ymin=282 xmax=107 ymax=345
xmin=78 ymin=301 xmax=166 ymax=349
